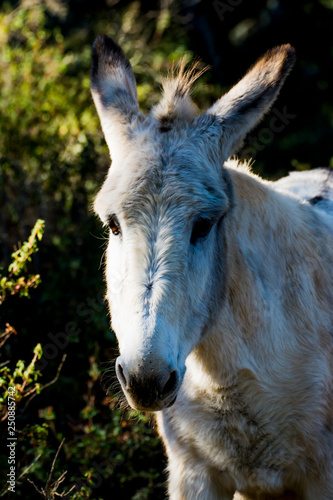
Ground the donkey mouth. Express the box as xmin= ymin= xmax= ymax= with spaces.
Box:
xmin=125 ymin=387 xmax=179 ymax=412
xmin=166 ymin=395 xmax=177 ymax=408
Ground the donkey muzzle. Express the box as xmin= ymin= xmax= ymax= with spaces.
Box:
xmin=116 ymin=357 xmax=179 ymax=411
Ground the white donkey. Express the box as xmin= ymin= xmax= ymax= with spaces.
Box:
xmin=91 ymin=36 xmax=333 ymax=500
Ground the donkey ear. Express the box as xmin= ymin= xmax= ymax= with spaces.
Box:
xmin=207 ymin=44 xmax=295 ymax=157
xmin=90 ymin=35 xmax=140 ymax=157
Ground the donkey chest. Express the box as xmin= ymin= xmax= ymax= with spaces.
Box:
xmin=163 ymin=384 xmax=290 ymax=489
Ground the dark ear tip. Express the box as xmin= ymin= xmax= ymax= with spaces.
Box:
xmin=269 ymin=43 xmax=296 ymax=70
xmin=92 ymin=34 xmax=124 ymax=60
xmin=91 ymin=35 xmax=128 ymax=82
xmin=281 ymin=43 xmax=296 ymax=65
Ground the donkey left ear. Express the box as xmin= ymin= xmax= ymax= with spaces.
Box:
xmin=206 ymin=44 xmax=296 ymax=157
xmin=90 ymin=35 xmax=140 ymax=158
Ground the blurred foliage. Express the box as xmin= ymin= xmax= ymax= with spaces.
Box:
xmin=0 ymin=0 xmax=332 ymax=498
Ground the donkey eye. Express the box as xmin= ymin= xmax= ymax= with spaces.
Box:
xmin=108 ymin=215 xmax=121 ymax=236
xmin=190 ymin=218 xmax=213 ymax=244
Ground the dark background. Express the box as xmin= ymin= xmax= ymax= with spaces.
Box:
xmin=0 ymin=1 xmax=332 ymax=498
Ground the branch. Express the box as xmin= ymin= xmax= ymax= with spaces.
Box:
xmin=23 ymin=354 xmax=67 ymax=411
xmin=18 ymin=453 xmax=42 ymax=481
xmin=22 ymin=441 xmax=74 ymax=499
xmin=0 ymin=453 xmax=41 ymax=496
xmin=54 ymin=484 xmax=76 ymax=497
xmin=27 ymin=479 xmax=45 ymax=496
xmin=45 ymin=439 xmax=65 ymax=495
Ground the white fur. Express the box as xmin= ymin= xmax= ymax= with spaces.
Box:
xmin=91 ymin=37 xmax=333 ymax=499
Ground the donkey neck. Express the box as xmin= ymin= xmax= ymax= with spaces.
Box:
xmin=188 ymin=160 xmax=331 ymax=385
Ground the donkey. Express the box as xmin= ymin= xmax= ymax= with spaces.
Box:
xmin=90 ymin=35 xmax=333 ymax=500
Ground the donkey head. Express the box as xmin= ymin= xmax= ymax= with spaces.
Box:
xmin=91 ymin=36 xmax=295 ymax=411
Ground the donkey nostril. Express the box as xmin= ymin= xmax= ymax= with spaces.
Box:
xmin=116 ymin=362 xmax=127 ymax=388
xmin=160 ymin=370 xmax=178 ymax=399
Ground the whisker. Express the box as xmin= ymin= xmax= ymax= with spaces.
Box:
xmin=90 ymin=231 xmax=109 ymax=241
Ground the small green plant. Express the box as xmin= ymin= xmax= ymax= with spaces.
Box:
xmin=0 ymin=220 xmax=45 ymax=419
xmin=0 ymin=220 xmax=72 ymax=498
xmin=0 ymin=343 xmax=43 ymax=421
xmin=0 ymin=220 xmax=46 ymax=495
xmin=0 ymin=220 xmax=47 ymax=421
xmin=0 ymin=219 xmax=44 ymax=305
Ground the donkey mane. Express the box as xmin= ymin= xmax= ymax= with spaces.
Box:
xmin=151 ymin=58 xmax=209 ymax=130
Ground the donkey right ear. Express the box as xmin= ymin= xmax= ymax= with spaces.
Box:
xmin=206 ymin=44 xmax=296 ymax=158
xmin=90 ymin=35 xmax=140 ymax=157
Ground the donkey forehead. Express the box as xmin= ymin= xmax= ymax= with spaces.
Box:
xmin=97 ymin=128 xmax=228 ymax=222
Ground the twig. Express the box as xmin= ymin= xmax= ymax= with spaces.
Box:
xmin=27 ymin=478 xmax=44 ymax=496
xmin=54 ymin=484 xmax=76 ymax=497
xmin=25 ymin=442 xmax=75 ymax=499
xmin=51 ymin=470 xmax=67 ymax=488
xmin=45 ymin=439 xmax=65 ymax=494
xmin=23 ymin=354 xmax=67 ymax=411
xmin=0 ymin=454 xmax=42 ymax=497
xmin=18 ymin=453 xmax=42 ymax=481
xmin=0 ymin=334 xmax=11 ymax=349
xmin=1 ymin=354 xmax=67 ymax=422
xmin=0 ymin=324 xmax=16 ymax=348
